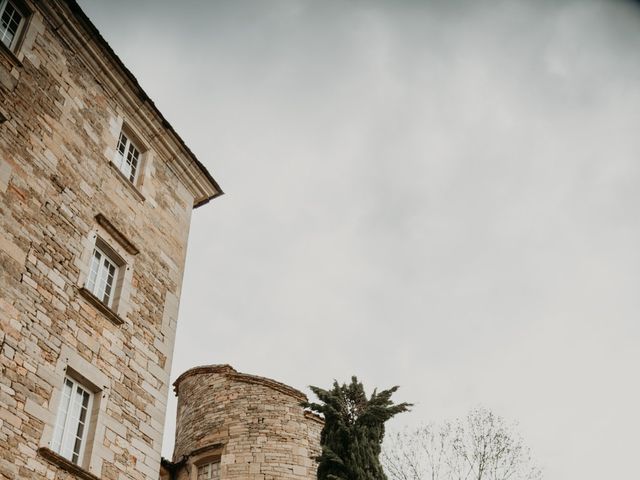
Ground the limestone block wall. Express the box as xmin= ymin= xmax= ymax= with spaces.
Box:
xmin=171 ymin=365 xmax=322 ymax=480
xmin=0 ymin=1 xmax=219 ymax=479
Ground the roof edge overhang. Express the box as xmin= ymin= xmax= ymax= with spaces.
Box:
xmin=173 ymin=364 xmax=309 ymax=402
xmin=39 ymin=0 xmax=223 ymax=207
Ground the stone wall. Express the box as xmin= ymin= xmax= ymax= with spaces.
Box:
xmin=0 ymin=1 xmax=219 ymax=479
xmin=170 ymin=365 xmax=322 ymax=480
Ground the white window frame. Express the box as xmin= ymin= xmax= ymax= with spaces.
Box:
xmin=51 ymin=376 xmax=94 ymax=466
xmin=197 ymin=461 xmax=220 ymax=480
xmin=113 ymin=130 xmax=141 ymax=184
xmin=85 ymin=244 xmax=120 ymax=308
xmin=0 ymin=0 xmax=26 ymax=51
xmin=38 ymin=348 xmax=112 ymax=474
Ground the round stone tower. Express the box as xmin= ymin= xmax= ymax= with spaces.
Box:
xmin=170 ymin=364 xmax=322 ymax=480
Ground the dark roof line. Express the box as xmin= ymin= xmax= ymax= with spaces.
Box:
xmin=172 ymin=364 xmax=309 ymax=401
xmin=63 ymin=0 xmax=223 ymax=205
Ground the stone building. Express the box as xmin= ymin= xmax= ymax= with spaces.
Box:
xmin=0 ymin=1 xmax=221 ymax=479
xmin=160 ymin=365 xmax=322 ymax=480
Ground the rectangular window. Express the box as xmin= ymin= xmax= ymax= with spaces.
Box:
xmin=51 ymin=377 xmax=93 ymax=465
xmin=85 ymin=246 xmax=119 ymax=308
xmin=0 ymin=0 xmax=24 ymax=50
xmin=113 ymin=131 xmax=140 ymax=183
xmin=197 ymin=462 xmax=220 ymax=480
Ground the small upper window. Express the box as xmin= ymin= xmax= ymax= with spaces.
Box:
xmin=197 ymin=462 xmax=220 ymax=480
xmin=51 ymin=376 xmax=94 ymax=465
xmin=113 ymin=130 xmax=141 ymax=183
xmin=85 ymin=243 xmax=120 ymax=308
xmin=0 ymin=0 xmax=24 ymax=51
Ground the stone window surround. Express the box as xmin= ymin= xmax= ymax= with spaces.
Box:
xmin=188 ymin=444 xmax=224 ymax=480
xmin=107 ymin=119 xmax=151 ymax=203
xmin=84 ymin=243 xmax=120 ymax=308
xmin=196 ymin=460 xmax=220 ymax=480
xmin=2 ymin=0 xmax=41 ymax=62
xmin=0 ymin=0 xmax=29 ymax=53
xmin=37 ymin=447 xmax=101 ymax=480
xmin=37 ymin=345 xmax=112 ymax=477
xmin=113 ymin=129 xmax=141 ymax=183
xmin=75 ymin=214 xmax=138 ymax=325
xmin=95 ymin=213 xmax=139 ymax=255
xmin=51 ymin=375 xmax=94 ymax=464
xmin=0 ymin=0 xmax=42 ymax=93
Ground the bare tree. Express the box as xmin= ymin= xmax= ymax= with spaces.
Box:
xmin=383 ymin=408 xmax=542 ymax=480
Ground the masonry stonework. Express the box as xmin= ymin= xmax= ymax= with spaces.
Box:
xmin=163 ymin=365 xmax=322 ymax=480
xmin=0 ymin=1 xmax=221 ymax=479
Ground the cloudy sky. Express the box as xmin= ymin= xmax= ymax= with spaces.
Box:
xmin=79 ymin=1 xmax=640 ymax=478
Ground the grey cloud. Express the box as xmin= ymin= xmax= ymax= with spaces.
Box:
xmin=80 ymin=1 xmax=640 ymax=478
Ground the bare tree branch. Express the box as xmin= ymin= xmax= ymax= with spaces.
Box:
xmin=383 ymin=408 xmax=542 ymax=480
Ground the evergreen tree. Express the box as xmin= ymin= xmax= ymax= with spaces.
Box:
xmin=304 ymin=377 xmax=411 ymax=480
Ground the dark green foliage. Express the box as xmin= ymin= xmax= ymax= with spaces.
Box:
xmin=303 ymin=377 xmax=411 ymax=480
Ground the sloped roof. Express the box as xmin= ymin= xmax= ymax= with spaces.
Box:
xmin=63 ymin=0 xmax=223 ymax=207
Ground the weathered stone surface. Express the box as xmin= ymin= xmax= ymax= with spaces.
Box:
xmin=0 ymin=1 xmax=220 ymax=479
xmin=168 ymin=365 xmax=322 ymax=480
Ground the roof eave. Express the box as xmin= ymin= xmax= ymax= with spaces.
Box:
xmin=60 ymin=0 xmax=223 ymax=208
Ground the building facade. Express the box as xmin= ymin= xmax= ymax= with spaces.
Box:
xmin=161 ymin=365 xmax=322 ymax=480
xmin=0 ymin=1 xmax=221 ymax=479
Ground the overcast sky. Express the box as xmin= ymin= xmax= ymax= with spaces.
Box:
xmin=79 ymin=1 xmax=640 ymax=478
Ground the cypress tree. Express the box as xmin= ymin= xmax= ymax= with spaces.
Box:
xmin=304 ymin=377 xmax=411 ymax=480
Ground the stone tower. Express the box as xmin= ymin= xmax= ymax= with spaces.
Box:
xmin=161 ymin=365 xmax=322 ymax=480
xmin=0 ymin=1 xmax=221 ymax=478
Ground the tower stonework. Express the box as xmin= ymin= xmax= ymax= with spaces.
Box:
xmin=0 ymin=1 xmax=221 ymax=479
xmin=163 ymin=365 xmax=322 ymax=480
